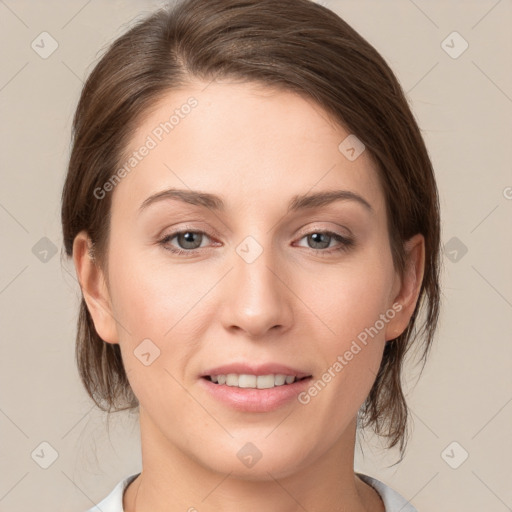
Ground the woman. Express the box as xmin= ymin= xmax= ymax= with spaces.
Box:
xmin=61 ymin=0 xmax=441 ymax=510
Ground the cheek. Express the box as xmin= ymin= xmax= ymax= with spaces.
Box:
xmin=106 ymin=241 xmax=209 ymax=396
xmin=108 ymin=256 xmax=201 ymax=413
xmin=303 ymin=249 xmax=394 ymax=348
xmin=294 ymin=246 xmax=394 ymax=407
xmin=108 ymin=239 xmax=204 ymax=337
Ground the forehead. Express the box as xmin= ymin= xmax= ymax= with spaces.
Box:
xmin=110 ymin=80 xmax=385 ymax=220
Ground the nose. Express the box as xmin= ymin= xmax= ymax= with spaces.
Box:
xmin=219 ymin=239 xmax=294 ymax=339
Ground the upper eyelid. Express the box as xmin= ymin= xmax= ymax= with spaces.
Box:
xmin=296 ymin=223 xmax=352 ymax=237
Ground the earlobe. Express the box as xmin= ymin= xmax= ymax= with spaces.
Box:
xmin=72 ymin=231 xmax=119 ymax=344
xmin=385 ymin=234 xmax=425 ymax=341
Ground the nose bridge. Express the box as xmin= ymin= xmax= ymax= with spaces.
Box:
xmin=220 ymin=232 xmax=292 ymax=337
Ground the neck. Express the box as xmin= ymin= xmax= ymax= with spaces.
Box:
xmin=123 ymin=409 xmax=384 ymax=512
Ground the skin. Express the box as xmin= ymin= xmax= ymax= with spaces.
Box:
xmin=73 ymin=80 xmax=424 ymax=512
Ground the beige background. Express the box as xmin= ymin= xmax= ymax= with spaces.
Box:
xmin=0 ymin=0 xmax=511 ymax=510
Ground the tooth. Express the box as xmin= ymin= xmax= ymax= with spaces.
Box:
xmin=274 ymin=374 xmax=286 ymax=386
xmin=257 ymin=375 xmax=275 ymax=389
xmin=226 ymin=374 xmax=239 ymax=386
xmin=238 ymin=374 xmax=257 ymax=388
xmin=211 ymin=373 xmax=299 ymax=388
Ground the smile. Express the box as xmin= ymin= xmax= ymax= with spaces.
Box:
xmin=203 ymin=373 xmax=310 ymax=389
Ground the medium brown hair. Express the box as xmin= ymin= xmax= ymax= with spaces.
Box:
xmin=61 ymin=0 xmax=441 ymax=460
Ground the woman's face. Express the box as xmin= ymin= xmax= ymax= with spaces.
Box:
xmin=81 ymin=80 xmax=419 ymax=479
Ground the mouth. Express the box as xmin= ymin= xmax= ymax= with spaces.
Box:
xmin=201 ymin=374 xmax=312 ymax=389
xmin=198 ymin=363 xmax=313 ymax=411
xmin=199 ymin=372 xmax=313 ymax=412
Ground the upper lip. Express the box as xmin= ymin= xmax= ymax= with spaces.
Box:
xmin=200 ymin=363 xmax=311 ymax=380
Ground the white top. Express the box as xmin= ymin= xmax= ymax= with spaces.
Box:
xmin=85 ymin=472 xmax=418 ymax=512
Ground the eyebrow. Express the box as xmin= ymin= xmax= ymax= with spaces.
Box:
xmin=138 ymin=188 xmax=374 ymax=215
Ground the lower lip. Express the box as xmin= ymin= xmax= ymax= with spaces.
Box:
xmin=199 ymin=377 xmax=312 ymax=412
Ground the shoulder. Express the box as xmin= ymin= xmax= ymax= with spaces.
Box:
xmin=356 ymin=472 xmax=419 ymax=512
xmin=85 ymin=473 xmax=140 ymax=512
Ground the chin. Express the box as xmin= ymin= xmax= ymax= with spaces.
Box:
xmin=198 ymin=439 xmax=310 ymax=481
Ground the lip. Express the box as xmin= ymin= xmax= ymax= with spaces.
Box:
xmin=199 ymin=362 xmax=313 ymax=413
xmin=200 ymin=363 xmax=311 ymax=380
xmin=199 ymin=376 xmax=312 ymax=412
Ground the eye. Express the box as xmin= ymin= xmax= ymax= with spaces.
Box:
xmin=158 ymin=229 xmax=214 ymax=256
xmin=158 ymin=228 xmax=354 ymax=257
xmin=295 ymin=230 xmax=354 ymax=255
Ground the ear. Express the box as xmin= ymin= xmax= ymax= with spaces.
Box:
xmin=385 ymin=233 xmax=425 ymax=342
xmin=72 ymin=231 xmax=119 ymax=345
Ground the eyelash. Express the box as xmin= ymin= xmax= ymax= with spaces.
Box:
xmin=157 ymin=228 xmax=355 ymax=258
